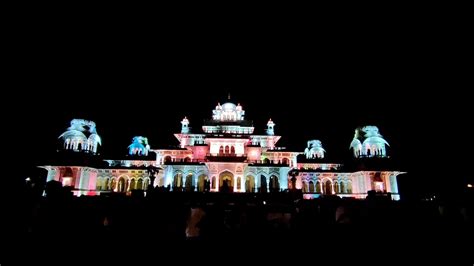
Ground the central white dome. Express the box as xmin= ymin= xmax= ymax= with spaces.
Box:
xmin=222 ymin=102 xmax=237 ymax=111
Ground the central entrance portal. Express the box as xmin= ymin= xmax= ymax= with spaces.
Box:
xmin=219 ymin=171 xmax=234 ymax=192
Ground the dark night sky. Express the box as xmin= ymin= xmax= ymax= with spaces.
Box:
xmin=7 ymin=18 xmax=472 ymax=198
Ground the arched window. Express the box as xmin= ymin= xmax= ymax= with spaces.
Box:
xmin=347 ymin=182 xmax=353 ymax=194
xmin=110 ymin=178 xmax=117 ymax=191
xmin=130 ymin=179 xmax=136 ymax=190
xmin=309 ymin=181 xmax=315 ymax=193
xmin=225 ymin=146 xmax=230 ymax=154
xmin=96 ymin=178 xmax=102 ymax=190
xmin=237 ymin=176 xmax=241 ymax=190
xmin=118 ymin=177 xmax=126 ymax=193
xmin=185 ymin=174 xmax=194 ymax=192
xmin=104 ymin=178 xmax=109 ymax=190
xmin=230 ymin=146 xmax=235 ymax=155
xmin=270 ymin=175 xmax=279 ymax=192
xmin=260 ymin=175 xmax=267 ymax=193
xmin=302 ymin=181 xmax=308 ymax=193
xmin=334 ymin=182 xmax=339 ymax=194
xmin=325 ymin=180 xmax=332 ymax=195
xmin=198 ymin=175 xmax=207 ymax=192
xmin=173 ymin=173 xmax=183 ymax=189
xmin=282 ymin=158 xmax=289 ymax=165
xmin=211 ymin=176 xmax=216 ymax=189
xmin=137 ymin=179 xmax=143 ymax=190
xmin=219 ymin=146 xmax=224 ymax=155
xmin=245 ymin=176 xmax=255 ymax=192
xmin=340 ymin=182 xmax=346 ymax=193
xmin=315 ymin=181 xmax=321 ymax=193
xmin=164 ymin=156 xmax=172 ymax=163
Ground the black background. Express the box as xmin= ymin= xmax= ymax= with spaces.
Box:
xmin=6 ymin=13 xmax=472 ymax=200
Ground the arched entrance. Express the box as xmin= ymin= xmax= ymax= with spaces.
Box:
xmin=340 ymin=182 xmax=345 ymax=193
xmin=110 ymin=178 xmax=116 ymax=191
xmin=185 ymin=173 xmax=194 ymax=192
xmin=269 ymin=175 xmax=280 ymax=192
xmin=245 ymin=175 xmax=255 ymax=192
xmin=197 ymin=174 xmax=208 ymax=192
xmin=219 ymin=171 xmax=234 ymax=192
xmin=144 ymin=179 xmax=150 ymax=190
xmin=260 ymin=175 xmax=267 ymax=193
xmin=324 ymin=180 xmax=332 ymax=195
xmin=302 ymin=181 xmax=308 ymax=193
xmin=117 ymin=177 xmax=126 ymax=193
xmin=130 ymin=179 xmax=136 ymax=190
xmin=137 ymin=178 xmax=143 ymax=190
xmin=173 ymin=172 xmax=183 ymax=191
xmin=316 ymin=180 xmax=321 ymax=193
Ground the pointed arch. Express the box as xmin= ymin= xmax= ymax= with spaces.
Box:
xmin=130 ymin=178 xmax=136 ymax=191
xmin=270 ymin=175 xmax=280 ymax=192
xmin=173 ymin=172 xmax=183 ymax=190
xmin=144 ymin=178 xmax=150 ymax=190
xmin=185 ymin=173 xmax=194 ymax=192
xmin=219 ymin=171 xmax=234 ymax=192
xmin=245 ymin=175 xmax=255 ymax=192
xmin=137 ymin=178 xmax=143 ymax=190
xmin=117 ymin=177 xmax=127 ymax=193
xmin=334 ymin=181 xmax=339 ymax=194
xmin=315 ymin=180 xmax=321 ymax=193
xmin=197 ymin=174 xmax=207 ymax=192
xmin=324 ymin=180 xmax=332 ymax=195
xmin=302 ymin=181 xmax=308 ymax=193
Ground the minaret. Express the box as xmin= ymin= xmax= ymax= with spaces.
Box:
xmin=181 ymin=117 xmax=190 ymax=134
xmin=266 ymin=119 xmax=275 ymax=135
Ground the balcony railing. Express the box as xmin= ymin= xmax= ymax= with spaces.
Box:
xmin=248 ymin=160 xmax=290 ymax=166
xmin=206 ymin=153 xmax=247 ymax=162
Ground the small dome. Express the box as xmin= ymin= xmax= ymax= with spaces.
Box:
xmin=59 ymin=130 xmax=87 ymax=141
xmin=350 ymin=126 xmax=389 ymax=158
xmin=305 ymin=140 xmax=326 ymax=159
xmin=88 ymin=134 xmax=102 ymax=146
xmin=59 ymin=119 xmax=101 ymax=153
xmin=222 ymin=102 xmax=237 ymax=111
xmin=128 ymin=136 xmax=150 ymax=156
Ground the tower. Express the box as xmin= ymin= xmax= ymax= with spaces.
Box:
xmin=181 ymin=117 xmax=190 ymax=134
xmin=266 ymin=119 xmax=275 ymax=135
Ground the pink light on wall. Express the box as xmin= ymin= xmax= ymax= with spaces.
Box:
xmin=89 ymin=171 xmax=97 ymax=190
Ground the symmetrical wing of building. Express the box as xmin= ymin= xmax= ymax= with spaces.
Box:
xmin=40 ymin=101 xmax=404 ymax=199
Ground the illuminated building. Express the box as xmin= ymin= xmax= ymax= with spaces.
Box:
xmin=40 ymin=100 xmax=404 ymax=199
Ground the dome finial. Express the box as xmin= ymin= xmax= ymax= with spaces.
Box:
xmin=228 ymin=92 xmax=231 ymax=100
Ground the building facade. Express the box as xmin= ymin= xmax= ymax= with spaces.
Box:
xmin=41 ymin=101 xmax=404 ymax=199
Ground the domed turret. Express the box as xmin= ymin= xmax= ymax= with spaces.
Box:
xmin=212 ymin=101 xmax=245 ymax=121
xmin=266 ymin=119 xmax=275 ymax=135
xmin=304 ymin=140 xmax=326 ymax=159
xmin=128 ymin=136 xmax=150 ymax=156
xmin=350 ymin=126 xmax=389 ymax=158
xmin=181 ymin=117 xmax=190 ymax=134
xmin=59 ymin=119 xmax=101 ymax=154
